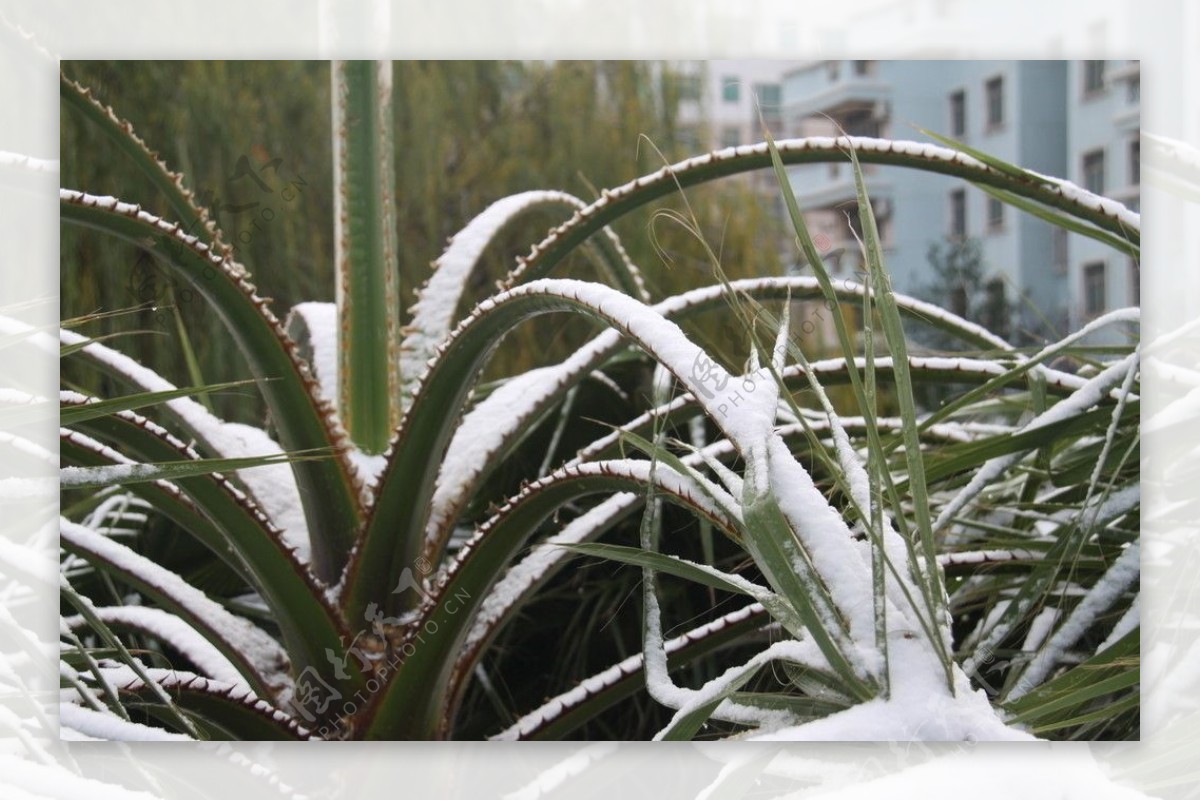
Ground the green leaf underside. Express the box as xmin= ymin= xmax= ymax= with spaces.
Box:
xmin=59 ymin=193 xmax=361 ymax=583
xmin=63 ymin=412 xmax=361 ymax=710
xmin=358 ymin=465 xmax=741 ymax=740
xmin=503 ymin=139 xmax=1138 ymax=294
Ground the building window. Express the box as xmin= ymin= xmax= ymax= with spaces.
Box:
xmin=1052 ymin=228 xmax=1068 ymax=274
xmin=721 ymin=76 xmax=739 ymax=103
xmin=982 ymin=278 xmax=1011 ymax=340
xmin=985 ymin=76 xmax=1004 ymax=129
xmin=1083 ymin=60 xmax=1106 ymax=96
xmin=677 ymin=74 xmax=702 ymax=102
xmin=842 ymin=106 xmax=880 ymax=138
xmin=1082 ymin=148 xmax=1106 ymax=194
xmin=676 ymin=124 xmax=701 ymax=153
xmin=853 ymin=60 xmax=874 ymax=76
xmin=949 ymin=188 xmax=967 ymax=239
xmin=1130 ymin=137 xmax=1140 ymax=187
xmin=1084 ymin=261 xmax=1107 ymax=317
xmin=876 ymin=214 xmax=892 ymax=248
xmin=949 ymin=90 xmax=966 ymax=137
xmin=755 ymin=83 xmax=781 ymax=112
xmin=721 ymin=125 xmax=741 ymax=149
xmin=987 ymin=196 xmax=1004 ymax=231
xmin=845 ymin=205 xmax=864 ymax=241
xmin=1130 ymin=258 xmax=1140 ymax=305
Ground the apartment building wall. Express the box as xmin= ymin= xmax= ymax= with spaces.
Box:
xmin=782 ymin=59 xmax=1140 ymax=343
xmin=1066 ymin=59 xmax=1141 ymax=331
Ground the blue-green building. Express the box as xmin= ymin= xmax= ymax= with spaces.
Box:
xmin=782 ymin=59 xmax=1139 ymax=341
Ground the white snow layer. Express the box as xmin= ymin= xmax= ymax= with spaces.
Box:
xmin=63 ymin=606 xmax=244 ymax=688
xmin=61 ymin=665 xmax=310 ymax=741
xmin=464 ymin=279 xmax=778 ymax=452
xmin=60 ymin=329 xmax=313 ymax=561
xmin=462 ymin=492 xmax=636 ymax=653
xmin=59 ymin=703 xmax=192 ymax=742
xmin=60 ymin=463 xmax=162 ymax=486
xmin=399 ymin=190 xmax=591 ymax=407
xmin=504 ymin=137 xmax=1138 ymax=294
xmin=652 ymin=639 xmax=821 ymax=739
xmin=493 ymin=603 xmax=764 ymax=740
xmin=750 ymin=638 xmax=1034 ymax=742
xmin=281 ymin=301 xmax=389 ymax=490
xmin=59 ymin=518 xmax=290 ymax=696
xmin=286 ymin=302 xmax=339 ymax=412
xmin=1009 ymin=542 xmax=1140 ymax=700
xmin=933 ymin=350 xmax=1140 ymax=538
xmin=1098 ymin=593 xmax=1140 ymax=653
xmin=428 ymin=272 xmax=1054 ymax=547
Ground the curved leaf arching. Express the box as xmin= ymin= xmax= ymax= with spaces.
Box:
xmin=499 ymin=136 xmax=1139 ymax=294
xmin=399 ymin=190 xmax=649 ymax=409
xmin=65 ymin=667 xmax=314 ymax=741
xmin=60 ymin=74 xmax=231 ymax=259
xmin=356 ymin=458 xmax=743 ymax=740
xmin=350 ymin=277 xmax=784 ymax=622
xmin=61 ymin=519 xmax=290 ymax=702
xmin=59 ymin=189 xmax=361 ymax=583
xmin=420 ymin=275 xmax=1022 ymax=568
xmin=60 ymin=405 xmax=361 ymax=714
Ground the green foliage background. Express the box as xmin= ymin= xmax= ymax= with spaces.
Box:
xmin=61 ymin=60 xmax=785 ymax=422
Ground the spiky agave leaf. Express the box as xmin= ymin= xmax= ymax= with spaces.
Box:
xmin=60 ymin=517 xmax=290 ymax=702
xmin=58 ymin=190 xmax=361 ymax=582
xmin=498 ymin=136 xmax=1138 ymax=294
xmin=62 ymin=665 xmax=315 ymax=741
xmin=356 ymin=456 xmax=746 ymax=739
xmin=59 ymin=404 xmax=362 ymax=715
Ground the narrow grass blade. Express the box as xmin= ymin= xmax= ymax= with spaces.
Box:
xmin=59 ymin=190 xmax=361 ymax=582
xmin=59 ymin=380 xmax=256 ymax=427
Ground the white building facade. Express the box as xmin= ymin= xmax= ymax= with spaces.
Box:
xmin=780 ymin=59 xmax=1139 ymax=342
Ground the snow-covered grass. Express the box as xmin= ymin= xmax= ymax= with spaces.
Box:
xmin=57 ymin=68 xmax=1139 ymax=743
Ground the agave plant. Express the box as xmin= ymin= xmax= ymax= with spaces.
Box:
xmin=55 ymin=60 xmax=1139 ymax=741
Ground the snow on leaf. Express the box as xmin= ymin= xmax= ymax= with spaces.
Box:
xmin=503 ymin=137 xmax=1138 ymax=292
xmin=59 ymin=702 xmax=193 ymax=742
xmin=60 ymin=518 xmax=291 ymax=699
xmin=1008 ymin=542 xmax=1140 ymax=701
xmin=63 ymin=606 xmax=244 ymax=688
xmin=400 ymin=190 xmax=592 ymax=408
xmin=933 ymin=350 xmax=1140 ymax=539
xmin=748 ymin=640 xmax=1035 ymax=741
xmin=652 ymin=639 xmax=825 ymax=740
xmin=60 ymin=329 xmax=313 ymax=561
xmin=61 ymin=665 xmax=313 ymax=740
xmin=761 ymin=436 xmax=892 ymax=650
xmin=462 ymin=492 xmax=638 ymax=655
xmin=428 ymin=274 xmax=1043 ymax=552
xmin=281 ymin=302 xmax=388 ymax=491
xmin=491 ymin=603 xmax=766 ymax=740
xmin=60 ymin=463 xmax=162 ymax=487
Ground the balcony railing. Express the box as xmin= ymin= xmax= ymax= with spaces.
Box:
xmin=787 ymin=162 xmax=890 ymax=210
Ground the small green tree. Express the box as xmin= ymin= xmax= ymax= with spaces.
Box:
xmin=912 ymin=237 xmax=1012 ymax=410
xmin=922 ymin=237 xmax=1012 ymax=343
